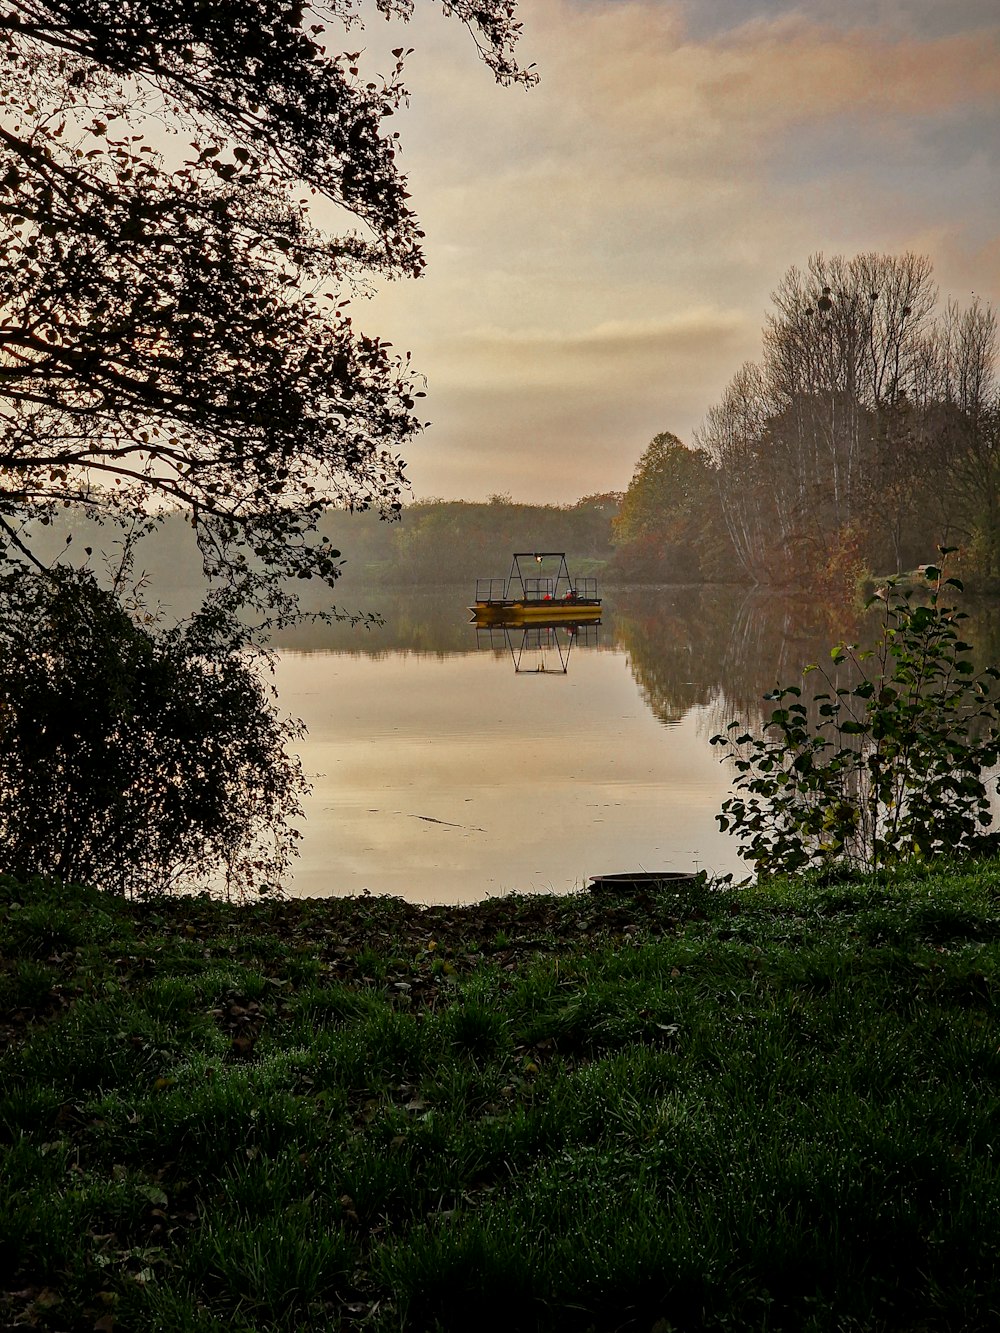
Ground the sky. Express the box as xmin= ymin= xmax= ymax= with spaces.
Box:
xmin=339 ymin=0 xmax=1000 ymax=503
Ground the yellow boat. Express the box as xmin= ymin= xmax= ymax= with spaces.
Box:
xmin=470 ymin=552 xmax=601 ymax=626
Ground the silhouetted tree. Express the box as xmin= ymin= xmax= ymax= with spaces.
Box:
xmin=0 ymin=568 xmax=306 ymax=895
xmin=930 ymin=302 xmax=1000 ymax=578
xmin=0 ymin=0 xmax=534 ymax=622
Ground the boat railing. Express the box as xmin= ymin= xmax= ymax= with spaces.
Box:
xmin=523 ymin=578 xmax=556 ymax=601
xmin=475 ymin=577 xmax=508 ymax=602
xmin=476 ymin=569 xmax=600 ymax=605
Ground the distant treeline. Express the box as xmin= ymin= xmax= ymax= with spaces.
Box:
xmin=22 ymin=493 xmax=628 ymax=608
xmin=318 ymin=493 xmax=623 ymax=586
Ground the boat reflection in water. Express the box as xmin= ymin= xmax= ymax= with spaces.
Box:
xmin=475 ymin=618 xmax=601 ymax=674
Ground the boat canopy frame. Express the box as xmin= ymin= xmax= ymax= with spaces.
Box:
xmin=475 ymin=552 xmax=599 ymax=606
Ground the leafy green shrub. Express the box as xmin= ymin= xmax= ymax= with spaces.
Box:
xmin=0 ymin=568 xmax=305 ymax=896
xmin=712 ymin=556 xmax=1000 ymax=876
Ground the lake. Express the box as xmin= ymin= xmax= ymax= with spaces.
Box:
xmin=270 ymin=583 xmax=885 ymax=903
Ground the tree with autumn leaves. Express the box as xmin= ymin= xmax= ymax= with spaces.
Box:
xmin=614 ymin=254 xmax=999 ymax=592
xmin=696 ymin=253 xmax=1000 ymax=589
xmin=611 ymin=431 xmax=734 ymax=584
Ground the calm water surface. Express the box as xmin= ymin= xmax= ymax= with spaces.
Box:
xmin=270 ymin=582 xmax=931 ymax=903
xmin=275 ymin=648 xmax=734 ymax=901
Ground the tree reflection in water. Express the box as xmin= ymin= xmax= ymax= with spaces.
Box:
xmin=273 ymin=581 xmax=1000 ymax=740
xmin=607 ymin=585 xmax=863 ymax=732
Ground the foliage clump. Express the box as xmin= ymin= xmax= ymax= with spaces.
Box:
xmin=712 ymin=554 xmax=1000 ymax=875
xmin=0 ymin=569 xmax=305 ymax=896
xmin=611 ymin=431 xmax=736 ymax=584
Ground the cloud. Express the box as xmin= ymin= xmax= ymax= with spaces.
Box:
xmin=677 ymin=0 xmax=1000 ymax=43
xmin=403 ymin=311 xmax=758 ymax=501
xmin=400 ymin=0 xmax=1000 ymax=181
xmin=700 ymin=19 xmax=1000 ymax=130
xmin=432 ymin=310 xmax=751 ymax=388
xmin=353 ymin=0 xmax=1000 ymax=502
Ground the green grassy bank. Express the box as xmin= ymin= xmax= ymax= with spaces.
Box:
xmin=2 ymin=867 xmax=1000 ymax=1331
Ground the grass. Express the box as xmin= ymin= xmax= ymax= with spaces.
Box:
xmin=2 ymin=866 xmax=1000 ymax=1330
